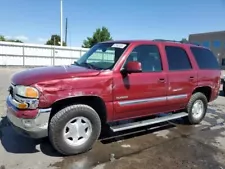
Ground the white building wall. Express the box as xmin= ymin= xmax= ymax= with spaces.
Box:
xmin=0 ymin=41 xmax=89 ymax=66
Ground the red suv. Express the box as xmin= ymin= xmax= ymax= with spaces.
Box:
xmin=6 ymin=40 xmax=221 ymax=155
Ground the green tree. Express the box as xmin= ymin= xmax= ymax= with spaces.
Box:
xmin=46 ymin=34 xmax=66 ymax=46
xmin=82 ymin=27 xmax=113 ymax=48
xmin=0 ymin=35 xmax=5 ymax=41
xmin=0 ymin=35 xmax=23 ymax=43
xmin=7 ymin=39 xmax=23 ymax=43
xmin=180 ymin=38 xmax=188 ymax=43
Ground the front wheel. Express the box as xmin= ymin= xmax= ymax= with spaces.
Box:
xmin=184 ymin=92 xmax=208 ymax=124
xmin=49 ymin=104 xmax=101 ymax=155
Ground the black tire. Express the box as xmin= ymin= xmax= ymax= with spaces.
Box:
xmin=49 ymin=104 xmax=101 ymax=155
xmin=183 ymin=92 xmax=208 ymax=125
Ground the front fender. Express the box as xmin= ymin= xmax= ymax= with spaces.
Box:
xmin=33 ymin=76 xmax=113 ymax=108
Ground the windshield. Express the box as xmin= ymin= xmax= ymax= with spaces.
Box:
xmin=75 ymin=42 xmax=129 ymax=70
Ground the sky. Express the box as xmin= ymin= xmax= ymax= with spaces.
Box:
xmin=0 ymin=0 xmax=225 ymax=47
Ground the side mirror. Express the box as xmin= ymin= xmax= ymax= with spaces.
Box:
xmin=122 ymin=61 xmax=142 ymax=74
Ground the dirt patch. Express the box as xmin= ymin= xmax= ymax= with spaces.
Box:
xmin=99 ymin=137 xmax=225 ymax=169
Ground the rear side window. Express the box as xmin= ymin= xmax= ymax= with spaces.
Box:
xmin=190 ymin=47 xmax=220 ymax=70
xmin=165 ymin=46 xmax=192 ymax=71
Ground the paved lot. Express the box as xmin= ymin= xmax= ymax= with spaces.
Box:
xmin=0 ymin=68 xmax=225 ymax=169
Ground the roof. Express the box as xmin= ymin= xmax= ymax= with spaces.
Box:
xmin=101 ymin=39 xmax=201 ymax=47
xmin=189 ymin=30 xmax=225 ymax=36
xmin=102 ymin=40 xmax=152 ymax=44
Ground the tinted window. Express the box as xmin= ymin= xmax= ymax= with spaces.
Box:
xmin=213 ymin=40 xmax=221 ymax=48
xmin=125 ymin=45 xmax=162 ymax=72
xmin=202 ymin=41 xmax=210 ymax=48
xmin=193 ymin=41 xmax=199 ymax=45
xmin=165 ymin=46 xmax=192 ymax=71
xmin=190 ymin=47 xmax=220 ymax=69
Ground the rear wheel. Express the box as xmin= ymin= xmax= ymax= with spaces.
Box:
xmin=184 ymin=92 xmax=208 ymax=124
xmin=49 ymin=104 xmax=101 ymax=155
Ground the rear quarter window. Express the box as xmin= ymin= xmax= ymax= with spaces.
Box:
xmin=190 ymin=47 xmax=220 ymax=70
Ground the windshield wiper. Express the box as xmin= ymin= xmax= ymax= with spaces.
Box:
xmin=73 ymin=61 xmax=81 ymax=66
xmin=74 ymin=62 xmax=98 ymax=70
xmin=83 ymin=62 xmax=95 ymax=69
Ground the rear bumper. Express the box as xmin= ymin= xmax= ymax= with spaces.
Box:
xmin=6 ymin=96 xmax=51 ymax=139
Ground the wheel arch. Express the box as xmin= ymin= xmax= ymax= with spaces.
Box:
xmin=49 ymin=96 xmax=107 ymax=125
xmin=192 ymin=86 xmax=212 ymax=102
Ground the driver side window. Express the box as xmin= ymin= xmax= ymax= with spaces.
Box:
xmin=124 ymin=45 xmax=163 ymax=72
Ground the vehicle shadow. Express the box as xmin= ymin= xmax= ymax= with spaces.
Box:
xmin=0 ymin=116 xmax=177 ymax=157
xmin=0 ymin=116 xmax=41 ymax=154
xmin=99 ymin=121 xmax=175 ymax=144
xmin=0 ymin=116 xmax=63 ymax=156
xmin=219 ymin=90 xmax=224 ymax=97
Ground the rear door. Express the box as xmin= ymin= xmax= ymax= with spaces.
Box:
xmin=113 ymin=44 xmax=168 ymax=120
xmin=190 ymin=46 xmax=221 ymax=100
xmin=164 ymin=45 xmax=198 ymax=110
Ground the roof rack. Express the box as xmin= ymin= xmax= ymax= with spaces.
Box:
xmin=152 ymin=39 xmax=200 ymax=46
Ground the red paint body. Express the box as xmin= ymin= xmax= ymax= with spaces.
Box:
xmin=11 ymin=40 xmax=221 ymax=121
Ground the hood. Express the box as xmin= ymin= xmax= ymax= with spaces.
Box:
xmin=12 ymin=65 xmax=101 ymax=86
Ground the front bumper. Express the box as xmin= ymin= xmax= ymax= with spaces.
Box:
xmin=6 ymin=95 xmax=51 ymax=139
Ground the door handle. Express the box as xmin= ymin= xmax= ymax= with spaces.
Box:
xmin=189 ymin=76 xmax=194 ymax=81
xmin=158 ymin=78 xmax=165 ymax=83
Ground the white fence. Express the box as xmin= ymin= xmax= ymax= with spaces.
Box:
xmin=0 ymin=41 xmax=89 ymax=66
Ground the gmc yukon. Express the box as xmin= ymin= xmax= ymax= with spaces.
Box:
xmin=6 ymin=40 xmax=221 ymax=155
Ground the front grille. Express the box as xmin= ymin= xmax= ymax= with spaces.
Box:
xmin=8 ymin=84 xmax=16 ymax=99
xmin=8 ymin=86 xmax=13 ymax=96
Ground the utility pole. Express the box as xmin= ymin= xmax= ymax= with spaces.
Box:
xmin=65 ymin=18 xmax=68 ymax=45
xmin=60 ymin=0 xmax=63 ymax=46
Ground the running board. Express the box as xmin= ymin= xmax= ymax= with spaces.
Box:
xmin=110 ymin=112 xmax=188 ymax=132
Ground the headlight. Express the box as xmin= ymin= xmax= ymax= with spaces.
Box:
xmin=15 ymin=85 xmax=39 ymax=99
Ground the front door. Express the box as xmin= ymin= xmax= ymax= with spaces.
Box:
xmin=113 ymin=44 xmax=168 ymax=121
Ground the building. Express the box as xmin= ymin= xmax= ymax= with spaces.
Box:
xmin=188 ymin=31 xmax=225 ymax=69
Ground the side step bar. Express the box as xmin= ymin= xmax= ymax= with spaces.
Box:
xmin=110 ymin=112 xmax=188 ymax=132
